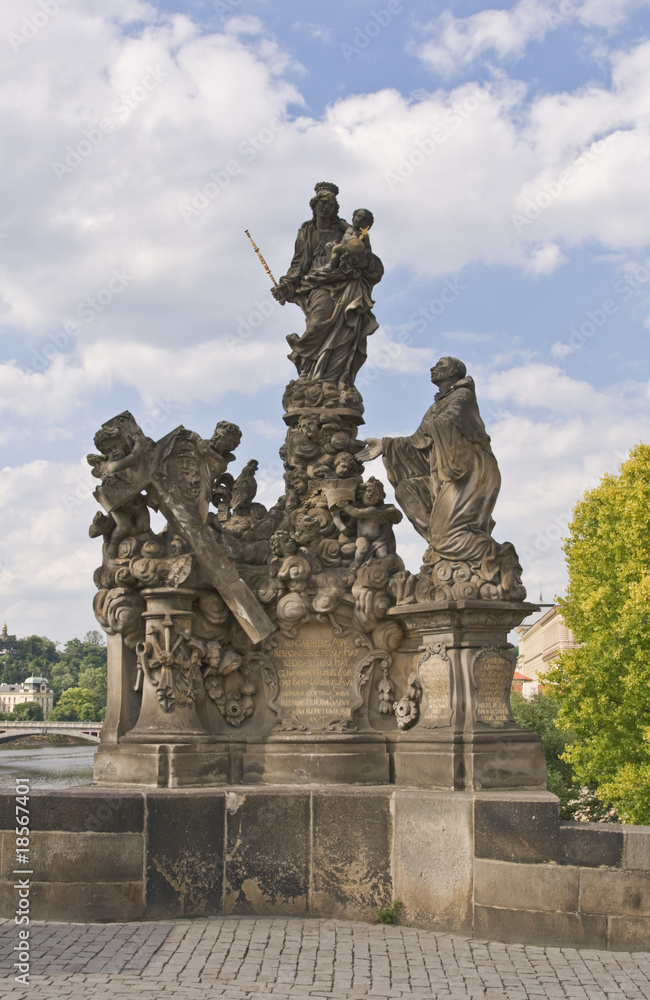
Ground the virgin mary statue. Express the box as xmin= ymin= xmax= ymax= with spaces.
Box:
xmin=271 ymin=182 xmax=384 ymax=386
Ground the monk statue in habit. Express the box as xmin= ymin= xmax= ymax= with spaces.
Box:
xmin=359 ymin=357 xmax=526 ymax=603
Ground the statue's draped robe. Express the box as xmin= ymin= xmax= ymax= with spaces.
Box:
xmin=382 ymin=378 xmax=504 ymax=580
xmin=282 ymin=219 xmax=384 ymax=385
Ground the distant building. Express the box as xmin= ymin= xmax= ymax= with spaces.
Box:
xmin=512 ymin=669 xmax=535 ymax=696
xmin=515 ymin=603 xmax=580 ymax=697
xmin=0 ymin=676 xmax=54 ymax=718
xmin=0 ymin=623 xmax=18 ymax=656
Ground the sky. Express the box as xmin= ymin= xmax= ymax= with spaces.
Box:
xmin=1 ymin=0 xmax=650 ymax=644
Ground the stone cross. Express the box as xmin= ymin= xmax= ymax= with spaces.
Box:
xmin=93 ymin=423 xmax=275 ymax=646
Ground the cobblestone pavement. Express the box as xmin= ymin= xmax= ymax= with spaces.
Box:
xmin=1 ymin=918 xmax=649 ymax=1000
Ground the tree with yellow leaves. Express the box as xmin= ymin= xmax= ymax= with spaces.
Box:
xmin=547 ymin=443 xmax=650 ymax=823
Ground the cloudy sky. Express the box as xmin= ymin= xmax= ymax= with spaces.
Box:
xmin=1 ymin=0 xmax=650 ymax=643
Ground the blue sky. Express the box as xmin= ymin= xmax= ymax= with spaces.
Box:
xmin=1 ymin=0 xmax=650 ymax=642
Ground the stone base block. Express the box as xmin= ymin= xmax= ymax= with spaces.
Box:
xmin=392 ymin=731 xmax=547 ymax=791
xmin=0 ymin=879 xmax=144 ymax=922
xmin=1 ymin=785 xmax=648 ymax=950
xmin=243 ymin=737 xmax=390 ymax=785
xmin=474 ymin=903 xmax=607 ymax=948
xmin=93 ymin=742 xmax=239 ymax=787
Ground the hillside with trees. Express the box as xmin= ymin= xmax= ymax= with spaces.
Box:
xmin=0 ymin=630 xmax=106 ymax=721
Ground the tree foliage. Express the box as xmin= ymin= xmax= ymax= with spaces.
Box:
xmin=0 ymin=635 xmax=59 ymax=684
xmin=0 ymin=629 xmax=107 ymax=720
xmin=547 ymin=443 xmax=650 ymax=824
xmin=510 ymin=691 xmax=580 ymax=818
xmin=49 ymin=687 xmax=102 ymax=722
xmin=9 ymin=701 xmax=44 ymax=721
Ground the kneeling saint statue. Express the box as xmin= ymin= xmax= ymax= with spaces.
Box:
xmin=359 ymin=357 xmax=526 ymax=602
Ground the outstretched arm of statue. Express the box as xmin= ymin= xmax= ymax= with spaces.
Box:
xmin=357 ymin=438 xmax=383 ymax=462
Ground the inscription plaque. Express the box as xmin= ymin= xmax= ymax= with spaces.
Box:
xmin=473 ymin=647 xmax=513 ymax=727
xmin=270 ymin=621 xmax=362 ymax=730
xmin=417 ymin=642 xmax=452 ymax=728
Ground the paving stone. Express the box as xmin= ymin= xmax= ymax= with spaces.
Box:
xmin=0 ymin=916 xmax=649 ymax=998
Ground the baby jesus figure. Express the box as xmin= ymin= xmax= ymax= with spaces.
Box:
xmin=312 ymin=208 xmax=375 ymax=281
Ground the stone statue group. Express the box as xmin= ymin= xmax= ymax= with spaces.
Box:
xmin=271 ymin=181 xmax=525 ymax=604
xmin=86 ymin=180 xmax=525 ymax=742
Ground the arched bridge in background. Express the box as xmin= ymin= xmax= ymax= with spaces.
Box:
xmin=0 ymin=721 xmax=101 ymax=744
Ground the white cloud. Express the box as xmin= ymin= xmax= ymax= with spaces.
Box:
xmin=477 ymin=363 xmax=650 ymax=598
xmin=1 ymin=3 xmax=650 ymax=437
xmin=413 ymin=0 xmax=650 ymax=77
xmin=413 ymin=1 xmax=553 ymax=76
xmin=2 ymin=0 xmax=650 ymax=635
xmin=292 ymin=21 xmax=332 ymax=42
xmin=0 ymin=459 xmax=100 ymax=642
xmin=246 ymin=419 xmax=284 ymax=439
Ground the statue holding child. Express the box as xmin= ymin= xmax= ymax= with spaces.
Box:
xmin=271 ymin=182 xmax=384 ymax=386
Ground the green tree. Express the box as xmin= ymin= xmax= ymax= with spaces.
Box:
xmin=49 ymin=687 xmax=101 ymax=722
xmin=10 ymin=701 xmax=44 ymax=721
xmin=58 ymin=635 xmax=106 ymax=678
xmin=547 ymin=443 xmax=650 ymax=824
xmin=50 ymin=633 xmax=107 ymax=702
xmin=78 ymin=664 xmax=107 ymax=704
xmin=50 ymin=664 xmax=77 ymax=700
xmin=510 ymin=691 xmax=580 ymax=818
xmin=0 ymin=635 xmax=59 ymax=685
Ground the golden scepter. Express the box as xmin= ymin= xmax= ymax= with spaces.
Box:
xmin=244 ymin=229 xmax=277 ymax=286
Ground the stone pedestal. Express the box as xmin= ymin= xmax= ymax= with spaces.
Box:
xmin=94 ymin=587 xmax=231 ymax=787
xmin=121 ymin=587 xmax=213 ymax=743
xmin=243 ymin=734 xmax=390 ymax=785
xmin=93 ymin=741 xmax=240 ymax=787
xmin=242 ymin=614 xmax=394 ymax=784
xmin=387 ymin=600 xmax=547 ymax=790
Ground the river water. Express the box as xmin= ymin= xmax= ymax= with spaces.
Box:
xmin=0 ymin=747 xmax=96 ymax=788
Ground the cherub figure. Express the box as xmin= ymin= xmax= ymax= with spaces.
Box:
xmin=333 ymin=451 xmax=360 ymax=479
xmin=206 ymin=420 xmax=242 ymax=472
xmin=87 ymin=414 xmax=150 ymax=483
xmin=341 ymin=477 xmax=402 ymax=571
xmin=87 ymin=414 xmax=153 ymax=558
xmin=88 ymin=498 xmax=150 ymax=560
xmin=285 ymin=413 xmax=322 ymax=469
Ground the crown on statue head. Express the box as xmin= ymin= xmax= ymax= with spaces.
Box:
xmin=314 ymin=181 xmax=339 ymax=196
